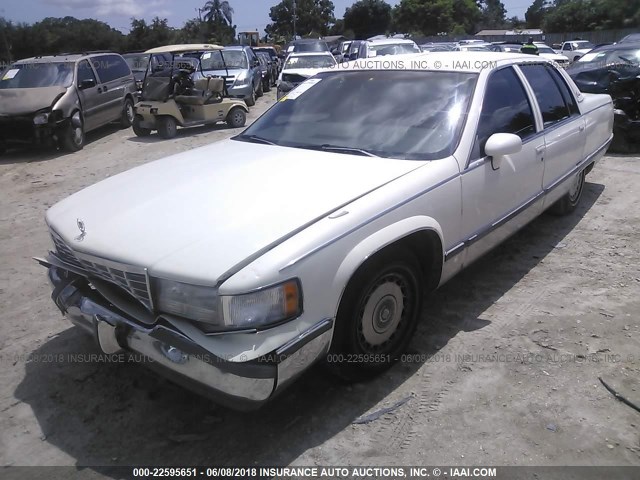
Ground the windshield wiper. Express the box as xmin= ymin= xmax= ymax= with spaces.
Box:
xmin=235 ymin=134 xmax=277 ymax=145
xmin=319 ymin=144 xmax=379 ymax=157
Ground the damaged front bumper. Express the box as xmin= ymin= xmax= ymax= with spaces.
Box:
xmin=41 ymin=261 xmax=333 ymax=410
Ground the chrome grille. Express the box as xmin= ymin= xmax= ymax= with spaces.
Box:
xmin=50 ymin=230 xmax=152 ymax=309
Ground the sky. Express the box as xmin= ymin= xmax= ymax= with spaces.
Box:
xmin=0 ymin=0 xmax=534 ymax=33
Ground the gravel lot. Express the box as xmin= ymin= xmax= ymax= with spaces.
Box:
xmin=0 ymin=89 xmax=639 ymax=473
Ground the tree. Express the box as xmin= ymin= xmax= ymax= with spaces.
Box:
xmin=478 ymin=0 xmax=507 ymax=29
xmin=265 ymin=0 xmax=336 ymax=39
xmin=202 ymin=0 xmax=236 ymax=44
xmin=127 ymin=17 xmax=176 ymax=51
xmin=392 ymin=0 xmax=481 ymax=36
xmin=344 ymin=0 xmax=392 ymax=39
xmin=525 ymin=0 xmax=552 ymax=28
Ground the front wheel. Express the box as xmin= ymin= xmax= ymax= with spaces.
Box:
xmin=157 ymin=116 xmax=177 ymax=139
xmin=328 ymin=249 xmax=423 ymax=381
xmin=245 ymin=89 xmax=256 ymax=107
xmin=132 ymin=116 xmax=151 ymax=137
xmin=263 ymin=79 xmax=271 ymax=92
xmin=226 ymin=107 xmax=246 ymax=128
xmin=61 ymin=113 xmax=85 ymax=152
xmin=256 ymin=79 xmax=264 ymax=98
xmin=549 ymin=169 xmax=585 ymax=216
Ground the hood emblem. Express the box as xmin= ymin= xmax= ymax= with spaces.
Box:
xmin=75 ymin=218 xmax=86 ymax=242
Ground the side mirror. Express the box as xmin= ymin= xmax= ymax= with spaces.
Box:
xmin=79 ymin=78 xmax=96 ymax=89
xmin=484 ymin=133 xmax=522 ymax=170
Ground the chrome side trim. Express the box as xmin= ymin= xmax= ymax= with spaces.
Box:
xmin=280 ymin=171 xmax=460 ymax=272
xmin=276 ymin=318 xmax=333 ymax=358
xmin=444 ymin=135 xmax=612 ymax=262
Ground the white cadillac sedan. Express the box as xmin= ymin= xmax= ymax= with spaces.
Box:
xmin=38 ymin=52 xmax=614 ymax=409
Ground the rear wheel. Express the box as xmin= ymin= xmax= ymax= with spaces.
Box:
xmin=263 ymin=78 xmax=271 ymax=92
xmin=549 ymin=169 xmax=585 ymax=216
xmin=157 ymin=116 xmax=177 ymax=139
xmin=328 ymin=249 xmax=423 ymax=381
xmin=61 ymin=112 xmax=85 ymax=152
xmin=226 ymin=107 xmax=246 ymax=128
xmin=120 ymin=97 xmax=135 ymax=128
xmin=132 ymin=116 xmax=151 ymax=137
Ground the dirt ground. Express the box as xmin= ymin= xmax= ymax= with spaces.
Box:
xmin=0 ymin=89 xmax=639 ymax=474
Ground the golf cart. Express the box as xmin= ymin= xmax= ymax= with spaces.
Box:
xmin=132 ymin=44 xmax=249 ymax=139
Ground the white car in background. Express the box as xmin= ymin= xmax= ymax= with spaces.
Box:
xmin=535 ymin=42 xmax=570 ymax=67
xmin=39 ymin=52 xmax=613 ymax=410
xmin=276 ymin=52 xmax=336 ymax=100
xmin=556 ymin=40 xmax=595 ymax=62
xmin=355 ymin=38 xmax=421 ymax=58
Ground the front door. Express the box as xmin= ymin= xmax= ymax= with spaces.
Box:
xmin=460 ymin=66 xmax=546 ymax=267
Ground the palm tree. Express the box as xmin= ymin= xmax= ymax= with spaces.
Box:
xmin=203 ymin=0 xmax=234 ymax=27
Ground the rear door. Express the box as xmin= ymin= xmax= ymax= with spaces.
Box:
xmin=518 ymin=63 xmax=586 ymax=199
xmin=75 ymin=60 xmax=102 ymax=131
xmin=92 ymin=54 xmax=133 ymax=125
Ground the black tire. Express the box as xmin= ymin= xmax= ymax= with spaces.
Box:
xmin=256 ymin=79 xmax=264 ymax=98
xmin=549 ymin=169 xmax=585 ymax=216
xmin=263 ymin=78 xmax=271 ymax=92
xmin=120 ymin=97 xmax=135 ymax=128
xmin=327 ymin=249 xmax=424 ymax=382
xmin=245 ymin=89 xmax=256 ymax=107
xmin=61 ymin=113 xmax=85 ymax=152
xmin=226 ymin=107 xmax=247 ymax=128
xmin=157 ymin=116 xmax=177 ymax=139
xmin=132 ymin=115 xmax=152 ymax=137
xmin=0 ymin=142 xmax=6 ymax=156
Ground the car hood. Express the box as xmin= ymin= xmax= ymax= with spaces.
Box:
xmin=47 ymin=140 xmax=422 ymax=285
xmin=0 ymin=87 xmax=67 ymax=116
xmin=281 ymin=68 xmax=322 ymax=79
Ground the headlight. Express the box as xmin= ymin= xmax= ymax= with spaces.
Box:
xmin=234 ymin=71 xmax=251 ymax=86
xmin=152 ymin=277 xmax=219 ymax=323
xmin=33 ymin=112 xmax=50 ymax=125
xmin=221 ymin=279 xmax=302 ymax=329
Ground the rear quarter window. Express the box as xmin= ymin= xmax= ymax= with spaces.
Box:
xmin=92 ymin=55 xmax=131 ymax=83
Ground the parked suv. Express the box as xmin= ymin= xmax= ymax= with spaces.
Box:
xmin=0 ymin=52 xmax=137 ymax=153
xmin=198 ymin=46 xmax=262 ymax=106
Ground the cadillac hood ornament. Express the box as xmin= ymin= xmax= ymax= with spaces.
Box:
xmin=75 ymin=218 xmax=86 ymax=241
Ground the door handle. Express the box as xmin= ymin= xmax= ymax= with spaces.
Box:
xmin=103 ymin=85 xmax=108 ymax=92
xmin=578 ymin=125 xmax=585 ymax=132
xmin=535 ymin=145 xmax=545 ymax=154
xmin=97 ymin=87 xmax=103 ymax=93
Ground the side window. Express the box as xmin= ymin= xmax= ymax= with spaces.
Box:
xmin=547 ymin=66 xmax=580 ymax=115
xmin=519 ymin=64 xmax=571 ymax=126
xmin=76 ymin=60 xmax=96 ymax=86
xmin=472 ymin=67 xmax=536 ymax=159
xmin=92 ymin=55 xmax=131 ymax=83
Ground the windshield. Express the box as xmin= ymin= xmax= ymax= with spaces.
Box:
xmin=237 ymin=70 xmax=477 ymax=160
xmin=201 ymin=50 xmax=248 ymax=70
xmin=124 ymin=54 xmax=149 ymax=72
xmin=0 ymin=62 xmax=74 ymax=89
xmin=291 ymin=42 xmax=329 ymax=53
xmin=285 ymin=55 xmax=336 ymax=69
xmin=577 ymin=48 xmax=640 ymax=65
xmin=536 ymin=46 xmax=555 ymax=54
xmin=371 ymin=43 xmax=420 ymax=56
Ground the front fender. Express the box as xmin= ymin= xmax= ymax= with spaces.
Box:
xmin=331 ymin=215 xmax=444 ymax=316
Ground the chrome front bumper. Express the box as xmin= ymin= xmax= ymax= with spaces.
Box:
xmin=44 ymin=264 xmax=333 ymax=410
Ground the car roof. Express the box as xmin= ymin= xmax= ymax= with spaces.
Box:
xmin=15 ymin=52 xmax=115 ymax=64
xmin=368 ymin=38 xmax=415 ymax=45
xmin=589 ymin=41 xmax=640 ymax=52
xmin=339 ymin=51 xmax=544 ymax=73
xmin=288 ymin=51 xmax=334 ymax=57
xmin=145 ymin=44 xmax=223 ymax=53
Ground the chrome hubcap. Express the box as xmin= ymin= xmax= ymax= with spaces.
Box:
xmin=73 ymin=127 xmax=83 ymax=145
xmin=361 ymin=280 xmax=405 ymax=347
xmin=126 ymin=104 xmax=134 ymax=122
